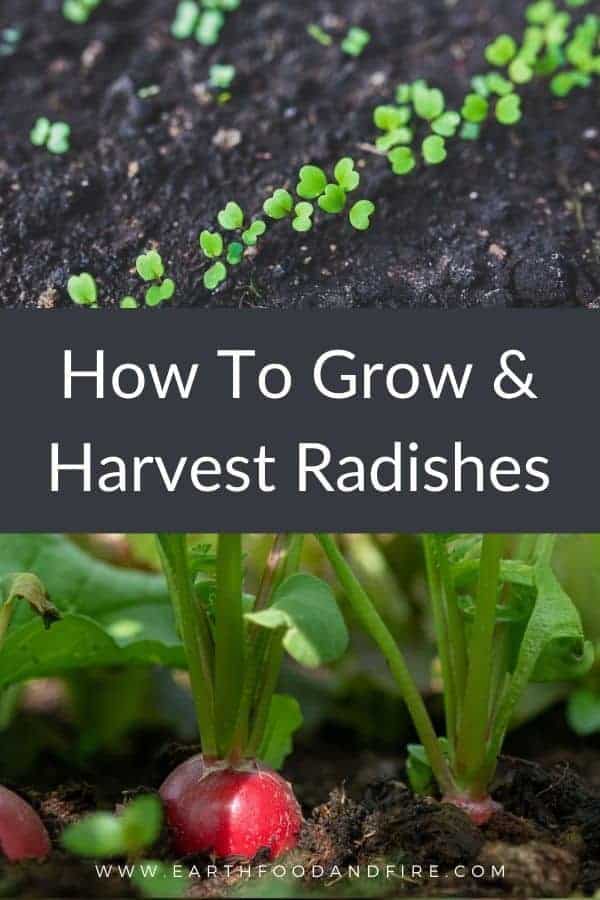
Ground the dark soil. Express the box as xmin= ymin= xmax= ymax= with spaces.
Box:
xmin=1 ymin=0 xmax=599 ymax=309
xmin=4 ymin=705 xmax=600 ymax=898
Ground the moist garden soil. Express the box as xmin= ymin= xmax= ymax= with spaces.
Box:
xmin=4 ymin=704 xmax=600 ymax=899
xmin=1 ymin=0 xmax=600 ymax=310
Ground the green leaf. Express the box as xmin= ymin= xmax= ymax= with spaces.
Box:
xmin=375 ymin=128 xmax=413 ymax=152
xmin=120 ymin=297 xmax=139 ymax=309
xmin=431 ymin=111 xmax=461 ymax=137
xmin=145 ymin=279 xmax=175 ymax=307
xmin=217 ymin=201 xmax=244 ymax=231
xmin=307 ymin=24 xmax=333 ymax=47
xmin=496 ymin=93 xmax=522 ymax=125
xmin=62 ymin=796 xmax=162 ymax=859
xmin=257 ymin=694 xmax=303 ymax=769
xmin=349 ymin=200 xmax=375 ymax=231
xmin=567 ymin=688 xmax=600 ymax=737
xmin=491 ymin=563 xmax=593 ymax=753
xmin=242 ymin=220 xmax=266 ymax=246
xmin=30 ymin=117 xmax=51 ymax=147
xmin=388 ymin=146 xmax=416 ymax=175
xmin=334 ymin=158 xmax=360 ymax=192
xmin=136 ymin=251 xmax=165 ymax=282
xmin=296 ymin=166 xmax=327 ymax=200
xmin=131 ymin=861 xmax=188 ymax=899
xmin=292 ymin=202 xmax=314 ymax=233
xmin=263 ymin=189 xmax=294 ymax=220
xmin=526 ymin=0 xmax=556 ymax=25
xmin=461 ymin=93 xmax=489 ymax=123
xmin=413 ymin=83 xmax=445 ymax=121
xmin=227 ymin=242 xmax=245 ymax=265
xmin=509 ymin=57 xmax=534 ymax=84
xmin=485 ymin=34 xmax=517 ymax=66
xmin=422 ymin=134 xmax=447 ymax=165
xmin=199 ymin=230 xmax=224 ymax=259
xmin=67 ymin=273 xmax=97 ymax=306
xmin=318 ymin=184 xmax=346 ymax=214
xmin=209 ymin=64 xmax=236 ymax=89
xmin=407 ymin=739 xmax=449 ymax=795
xmin=204 ymin=261 xmax=227 ymax=290
xmin=196 ymin=9 xmax=225 ymax=45
xmin=245 ymin=573 xmax=349 ymax=668
xmin=46 ymin=122 xmax=71 ymax=155
xmin=171 ymin=0 xmax=199 ymax=39
xmin=341 ymin=27 xmax=370 ymax=57
xmin=0 ymin=534 xmax=183 ymax=687
xmin=373 ymin=105 xmax=411 ymax=131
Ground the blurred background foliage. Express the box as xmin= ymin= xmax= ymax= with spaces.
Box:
xmin=1 ymin=533 xmax=599 ymax=784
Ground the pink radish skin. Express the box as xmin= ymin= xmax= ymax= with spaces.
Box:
xmin=443 ymin=793 xmax=502 ymax=825
xmin=0 ymin=786 xmax=51 ymax=861
xmin=160 ymin=757 xmax=302 ymax=860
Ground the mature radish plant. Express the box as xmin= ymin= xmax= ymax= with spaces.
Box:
xmin=156 ymin=534 xmax=348 ymax=859
xmin=318 ymin=533 xmax=593 ymax=823
xmin=0 ymin=573 xmax=58 ymax=861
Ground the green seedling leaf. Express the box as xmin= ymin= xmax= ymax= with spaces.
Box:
xmin=496 ymin=93 xmax=522 ymax=124
xmin=246 ymin=573 xmax=349 ymax=668
xmin=296 ymin=165 xmax=327 ymax=200
xmin=218 ymin=201 xmax=244 ymax=231
xmin=30 ymin=117 xmax=51 ymax=147
xmin=199 ymin=230 xmax=224 ymax=259
xmin=226 ymin=242 xmax=244 ymax=265
xmin=204 ymin=261 xmax=227 ymax=290
xmin=375 ymin=128 xmax=413 ymax=152
xmin=485 ymin=72 xmax=515 ymax=96
xmin=567 ymin=688 xmax=600 ymax=737
xmin=490 ymin=563 xmax=594 ymax=757
xmin=349 ymin=200 xmax=375 ymax=231
xmin=171 ymin=0 xmax=199 ymax=39
xmin=292 ymin=202 xmax=314 ymax=233
xmin=407 ymin=739 xmax=450 ymax=795
xmin=209 ymin=64 xmax=236 ymax=89
xmin=413 ymin=83 xmax=445 ymax=121
xmin=460 ymin=122 xmax=481 ymax=141
xmin=242 ymin=220 xmax=266 ymax=246
xmin=130 ymin=861 xmax=187 ymax=899
xmin=461 ymin=93 xmax=489 ymax=123
xmin=546 ymin=12 xmax=571 ymax=47
xmin=145 ymin=279 xmax=175 ymax=307
xmin=68 ymin=273 xmax=97 ymax=306
xmin=526 ymin=0 xmax=556 ymax=25
xmin=62 ymin=795 xmax=162 ymax=859
xmin=341 ymin=27 xmax=371 ymax=57
xmin=396 ymin=83 xmax=412 ymax=103
xmin=334 ymin=158 xmax=360 ymax=192
xmin=373 ymin=105 xmax=411 ymax=131
xmin=431 ymin=111 xmax=461 ymax=137
xmin=485 ymin=34 xmax=517 ymax=66
xmin=120 ymin=297 xmax=138 ymax=309
xmin=550 ymin=70 xmax=591 ymax=96
xmin=307 ymin=24 xmax=332 ymax=47
xmin=46 ymin=122 xmax=71 ymax=155
xmin=263 ymin=189 xmax=294 ymax=220
xmin=257 ymin=694 xmax=303 ymax=769
xmin=318 ymin=184 xmax=347 ymax=214
xmin=196 ymin=9 xmax=225 ymax=45
xmin=471 ymin=74 xmax=490 ymax=97
xmin=388 ymin=146 xmax=416 ymax=175
xmin=422 ymin=134 xmax=447 ymax=164
xmin=0 ymin=534 xmax=183 ymax=688
xmin=136 ymin=250 xmax=165 ymax=282
xmin=509 ymin=57 xmax=534 ymax=83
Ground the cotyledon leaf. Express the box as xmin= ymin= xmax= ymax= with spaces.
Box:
xmin=0 ymin=534 xmax=185 ymax=686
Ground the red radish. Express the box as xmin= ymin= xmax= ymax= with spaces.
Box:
xmin=160 ymin=757 xmax=302 ymax=859
xmin=0 ymin=786 xmax=51 ymax=861
xmin=443 ymin=792 xmax=501 ymax=826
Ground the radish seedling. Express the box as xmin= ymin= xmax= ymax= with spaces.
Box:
xmin=30 ymin=117 xmax=71 ymax=155
xmin=171 ymin=0 xmax=241 ymax=46
xmin=62 ymin=795 xmax=162 ymax=859
xmin=0 ymin=574 xmax=58 ymax=861
xmin=63 ymin=0 xmax=102 ymax=24
xmin=317 ymin=534 xmax=592 ymax=824
xmin=341 ymin=27 xmax=371 ymax=58
xmin=156 ymin=534 xmax=349 ymax=859
xmin=200 ymin=161 xmax=375 ymax=290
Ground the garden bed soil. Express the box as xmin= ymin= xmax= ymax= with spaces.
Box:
xmin=4 ymin=707 xmax=600 ymax=898
xmin=1 ymin=0 xmax=599 ymax=309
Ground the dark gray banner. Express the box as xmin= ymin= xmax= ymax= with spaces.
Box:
xmin=0 ymin=310 xmax=596 ymax=532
